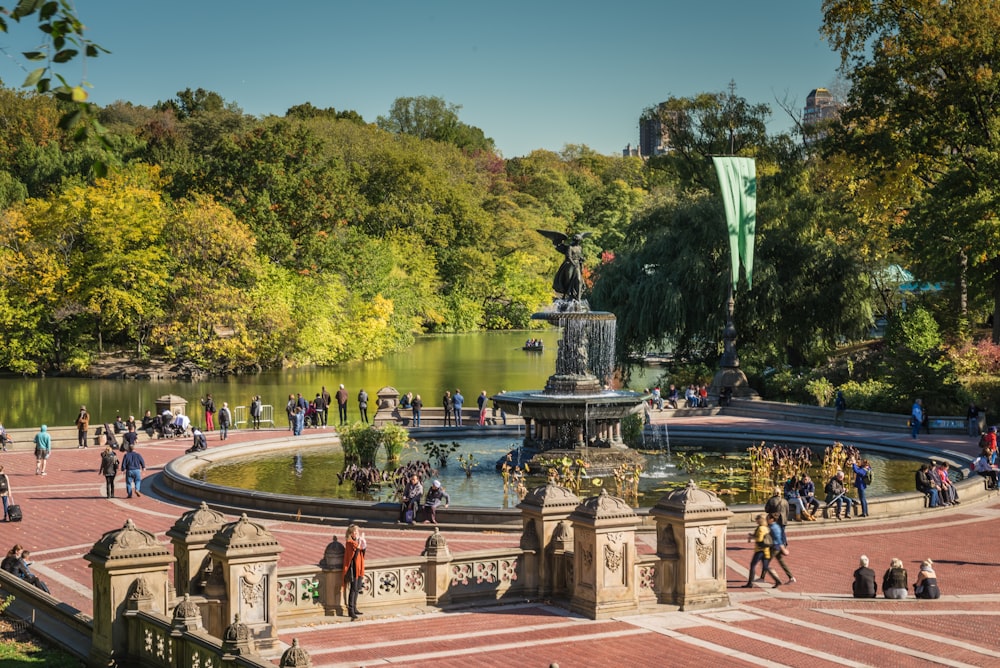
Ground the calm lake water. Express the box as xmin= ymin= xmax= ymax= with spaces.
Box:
xmin=0 ymin=331 xmax=661 ymax=428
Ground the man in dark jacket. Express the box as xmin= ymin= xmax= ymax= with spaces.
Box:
xmin=852 ymin=555 xmax=877 ymax=598
xmin=121 ymin=443 xmax=146 ymax=499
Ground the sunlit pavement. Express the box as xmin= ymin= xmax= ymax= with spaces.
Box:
xmin=4 ymin=420 xmax=999 ymax=667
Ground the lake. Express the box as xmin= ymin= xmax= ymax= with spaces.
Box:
xmin=0 ymin=331 xmax=662 ymax=428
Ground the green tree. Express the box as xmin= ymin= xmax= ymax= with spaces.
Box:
xmin=881 ymin=306 xmax=962 ymax=412
xmin=377 ymin=96 xmax=495 ymax=153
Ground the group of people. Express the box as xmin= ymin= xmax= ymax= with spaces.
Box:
xmin=742 ymin=512 xmax=795 ymax=588
xmin=523 ymin=338 xmax=543 ymax=349
xmin=98 ymin=442 xmax=147 ymax=498
xmin=285 ymin=385 xmax=368 ymax=433
xmin=972 ymin=425 xmax=1000 ymax=488
xmin=853 ymin=555 xmax=940 ymax=599
xmin=915 ymin=461 xmax=960 ymax=507
xmin=2 ymin=544 xmax=48 ymax=593
xmin=399 ymin=474 xmax=451 ymax=525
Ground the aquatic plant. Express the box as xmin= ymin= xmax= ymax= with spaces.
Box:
xmin=422 ymin=440 xmax=461 ymax=468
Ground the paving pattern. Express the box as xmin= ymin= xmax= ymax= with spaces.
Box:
xmin=2 ymin=418 xmax=999 ymax=667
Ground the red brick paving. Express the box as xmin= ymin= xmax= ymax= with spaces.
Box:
xmin=4 ymin=419 xmax=1000 ymax=668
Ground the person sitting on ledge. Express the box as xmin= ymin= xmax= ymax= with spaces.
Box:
xmin=852 ymin=555 xmax=876 ymax=598
xmin=914 ymin=559 xmax=941 ymax=599
xmin=422 ymin=480 xmax=450 ymax=525
xmin=2 ymin=544 xmax=49 ymax=593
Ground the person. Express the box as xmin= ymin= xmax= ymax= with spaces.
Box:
xmin=915 ymin=463 xmax=941 ymax=507
xmin=357 ymin=388 xmax=369 ymax=424
xmin=783 ymin=475 xmax=812 ymax=521
xmin=914 ymin=559 xmax=940 ymax=599
xmin=652 ymin=386 xmax=663 ymax=410
xmin=477 ymin=390 xmax=488 ymax=426
xmin=442 ymin=391 xmax=453 ymax=427
xmin=422 ymin=480 xmax=450 ymax=524
xmin=113 ymin=414 xmax=126 ymax=434
xmin=742 ymin=514 xmax=782 ymax=588
xmin=852 ymin=555 xmax=877 ymax=598
xmin=452 ymin=389 xmax=465 ymax=426
xmin=411 ymin=394 xmax=423 ymax=427
xmin=75 ymin=405 xmax=90 ymax=448
xmin=767 ymin=513 xmax=795 ymax=584
xmin=343 ymin=525 xmax=366 ymax=620
xmin=910 ymin=398 xmax=923 ymax=439
xmin=698 ymin=385 xmax=709 ymax=407
xmin=218 ymin=402 xmax=232 ymax=440
xmin=286 ymin=394 xmax=296 ymax=431
xmin=764 ymin=486 xmax=789 ymax=527
xmin=834 ymin=390 xmax=847 ymax=426
xmin=140 ymin=410 xmax=156 ymax=437
xmin=882 ymin=557 xmax=908 ymax=599
xmin=972 ymin=453 xmax=999 ymax=489
xmin=122 ymin=424 xmax=139 ymax=452
xmin=250 ymin=395 xmax=262 ymax=430
xmin=851 ymin=457 xmax=872 ymax=517
xmin=312 ymin=393 xmax=326 ymax=429
xmin=0 ymin=421 xmax=9 ymax=451
xmin=321 ymin=386 xmax=332 ymax=427
xmin=121 ymin=443 xmax=146 ymax=499
xmin=967 ymin=402 xmax=981 ymax=437
xmin=685 ymin=385 xmax=697 ymax=408
xmin=2 ymin=545 xmax=49 ymax=593
xmin=666 ymin=384 xmax=680 ymax=409
xmin=400 ymin=475 xmax=423 ymax=524
xmin=935 ymin=462 xmax=959 ymax=505
xmin=399 ymin=392 xmax=411 ymax=409
xmin=98 ymin=446 xmax=119 ymax=499
xmin=799 ymin=474 xmax=820 ymax=518
xmin=293 ymin=406 xmax=305 ymax=436
xmin=187 ymin=427 xmax=208 ymax=453
xmin=0 ymin=465 xmax=11 ymax=520
xmin=34 ymin=424 xmax=51 ymax=476
xmin=336 ymin=384 xmax=349 ymax=425
xmin=982 ymin=426 xmax=998 ymax=454
xmin=201 ymin=394 xmax=216 ymax=431
xmin=825 ymin=470 xmax=855 ymax=520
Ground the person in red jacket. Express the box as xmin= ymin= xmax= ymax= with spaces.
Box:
xmin=343 ymin=524 xmax=366 ymax=620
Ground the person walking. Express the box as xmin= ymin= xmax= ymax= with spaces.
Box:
xmin=75 ymin=405 xmax=90 ymax=448
xmin=121 ymin=443 xmax=146 ymax=499
xmin=0 ymin=465 xmax=12 ymax=520
xmin=33 ymin=424 xmax=51 ymax=476
xmin=98 ymin=446 xmax=119 ymax=499
xmin=767 ymin=514 xmax=795 ymax=584
xmin=343 ymin=525 xmax=367 ymax=620
xmin=357 ymin=388 xmax=369 ymax=424
xmin=911 ymin=398 xmax=924 ymax=439
xmin=452 ymin=389 xmax=465 ymax=426
xmin=201 ymin=394 xmax=216 ymax=431
xmin=336 ymin=384 xmax=349 ymax=425
xmin=742 ymin=514 xmax=782 ymax=588
xmin=967 ymin=402 xmax=981 ymax=437
xmin=412 ymin=394 xmax=423 ymax=427
xmin=218 ymin=402 xmax=232 ymax=441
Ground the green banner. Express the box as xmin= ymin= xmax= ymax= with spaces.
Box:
xmin=712 ymin=157 xmax=757 ymax=290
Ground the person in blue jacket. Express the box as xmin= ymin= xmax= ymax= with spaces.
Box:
xmin=452 ymin=389 xmax=465 ymax=426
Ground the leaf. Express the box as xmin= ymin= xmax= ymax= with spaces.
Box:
xmin=21 ymin=50 xmax=46 ymax=61
xmin=53 ymin=48 xmax=77 ymax=63
xmin=57 ymin=108 xmax=81 ymax=131
xmin=70 ymin=85 xmax=87 ymax=102
xmin=22 ymin=67 xmax=45 ymax=87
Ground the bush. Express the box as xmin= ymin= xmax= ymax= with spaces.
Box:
xmin=805 ymin=377 xmax=835 ymax=407
xmin=837 ymin=379 xmax=897 ymax=413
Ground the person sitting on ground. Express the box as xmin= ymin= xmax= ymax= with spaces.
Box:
xmin=2 ymin=544 xmax=49 ymax=593
xmin=916 ymin=463 xmax=941 ymax=507
xmin=852 ymin=555 xmax=877 ymax=598
xmin=422 ymin=480 xmax=450 ymax=525
xmin=399 ymin=475 xmax=423 ymax=524
xmin=882 ymin=557 xmax=909 ymax=599
xmin=186 ymin=428 xmax=208 ymax=454
xmin=825 ymin=470 xmax=855 ymax=520
xmin=914 ymin=559 xmax=940 ymax=599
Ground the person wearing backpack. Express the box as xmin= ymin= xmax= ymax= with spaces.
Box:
xmin=98 ymin=446 xmax=119 ymax=499
xmin=218 ymin=402 xmax=232 ymax=441
xmin=851 ymin=457 xmax=873 ymax=518
xmin=0 ymin=465 xmax=11 ymax=520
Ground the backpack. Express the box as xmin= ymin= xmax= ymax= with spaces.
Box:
xmin=0 ymin=474 xmax=8 ymax=494
xmin=863 ymin=469 xmax=873 ymax=486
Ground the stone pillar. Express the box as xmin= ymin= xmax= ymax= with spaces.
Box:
xmin=568 ymin=489 xmax=640 ymax=619
xmin=205 ymin=514 xmax=284 ymax=652
xmin=422 ymin=528 xmax=453 ymax=606
xmin=649 ymin=480 xmax=733 ymax=610
xmin=517 ymin=484 xmax=581 ymax=598
xmin=318 ymin=535 xmax=345 ymax=616
xmin=85 ymin=518 xmax=176 ymax=667
xmin=168 ymin=501 xmax=227 ymax=597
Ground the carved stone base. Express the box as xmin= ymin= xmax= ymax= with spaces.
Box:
xmin=708 ymin=367 xmax=758 ymax=402
xmin=544 ymin=373 xmax=603 ymax=395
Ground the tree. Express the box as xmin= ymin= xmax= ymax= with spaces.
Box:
xmin=377 ymin=96 xmax=495 ymax=153
xmin=822 ymin=0 xmax=1000 ymax=340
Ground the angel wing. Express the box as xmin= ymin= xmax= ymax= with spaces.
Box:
xmin=536 ymin=229 xmax=568 ymax=245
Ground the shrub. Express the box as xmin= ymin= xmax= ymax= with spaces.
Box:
xmin=805 ymin=377 xmax=835 ymax=407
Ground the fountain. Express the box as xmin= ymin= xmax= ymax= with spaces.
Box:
xmin=492 ymin=231 xmax=646 ymax=451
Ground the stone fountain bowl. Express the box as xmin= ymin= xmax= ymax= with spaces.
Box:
xmin=493 ymin=389 xmax=646 ymax=421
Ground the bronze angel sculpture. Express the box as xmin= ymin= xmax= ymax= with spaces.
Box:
xmin=537 ymin=230 xmax=591 ymax=302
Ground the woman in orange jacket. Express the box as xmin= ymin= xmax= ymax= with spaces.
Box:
xmin=343 ymin=524 xmax=367 ymax=620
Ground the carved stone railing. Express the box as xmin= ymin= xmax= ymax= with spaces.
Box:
xmin=636 ymin=553 xmax=661 ymax=603
xmin=125 ymin=609 xmax=273 ymax=668
xmin=274 ymin=567 xmax=323 ymax=619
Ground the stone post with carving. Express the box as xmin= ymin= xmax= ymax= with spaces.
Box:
xmin=568 ymin=489 xmax=640 ymax=619
xmin=319 ymin=535 xmax=346 ymax=616
xmin=649 ymin=480 xmax=733 ymax=610
xmin=85 ymin=518 xmax=176 ymax=667
xmin=421 ymin=527 xmax=453 ymax=606
xmin=517 ymin=484 xmax=582 ymax=598
xmin=168 ymin=501 xmax=227 ymax=598
xmin=205 ymin=514 xmax=284 ymax=652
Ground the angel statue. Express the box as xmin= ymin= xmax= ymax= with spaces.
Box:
xmin=538 ymin=230 xmax=590 ymax=302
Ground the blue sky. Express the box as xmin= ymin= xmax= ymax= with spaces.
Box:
xmin=0 ymin=1 xmax=843 ymax=158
